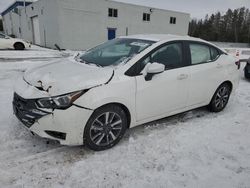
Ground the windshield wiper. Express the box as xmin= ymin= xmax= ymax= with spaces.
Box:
xmin=79 ymin=59 xmax=103 ymax=67
xmin=115 ymin=54 xmax=136 ymax=66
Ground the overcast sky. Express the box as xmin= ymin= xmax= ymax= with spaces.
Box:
xmin=0 ymin=0 xmax=250 ymax=19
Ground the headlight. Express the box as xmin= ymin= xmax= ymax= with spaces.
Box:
xmin=36 ymin=90 xmax=86 ymax=109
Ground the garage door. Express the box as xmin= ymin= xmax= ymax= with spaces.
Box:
xmin=31 ymin=16 xmax=41 ymax=45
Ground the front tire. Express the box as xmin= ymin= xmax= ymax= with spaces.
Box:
xmin=84 ymin=105 xmax=128 ymax=151
xmin=14 ymin=42 xmax=25 ymax=50
xmin=209 ymin=83 xmax=231 ymax=112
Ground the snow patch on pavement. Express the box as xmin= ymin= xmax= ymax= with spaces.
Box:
xmin=0 ymin=45 xmax=73 ymax=60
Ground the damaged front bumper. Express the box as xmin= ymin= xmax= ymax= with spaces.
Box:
xmin=13 ymin=92 xmax=93 ymax=145
xmin=13 ymin=92 xmax=51 ymax=128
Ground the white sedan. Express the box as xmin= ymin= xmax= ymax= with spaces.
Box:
xmin=0 ymin=33 xmax=31 ymax=50
xmin=13 ymin=34 xmax=240 ymax=151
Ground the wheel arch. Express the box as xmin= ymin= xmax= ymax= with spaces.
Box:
xmin=94 ymin=102 xmax=131 ymax=128
xmin=220 ymin=80 xmax=233 ymax=92
xmin=13 ymin=42 xmax=25 ymax=49
xmin=209 ymin=80 xmax=233 ymax=103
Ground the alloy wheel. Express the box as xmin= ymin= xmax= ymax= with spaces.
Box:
xmin=90 ymin=112 xmax=123 ymax=146
xmin=214 ymin=86 xmax=230 ymax=109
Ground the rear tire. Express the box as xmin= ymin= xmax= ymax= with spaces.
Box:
xmin=84 ymin=105 xmax=127 ymax=151
xmin=209 ymin=83 xmax=231 ymax=112
xmin=14 ymin=42 xmax=25 ymax=50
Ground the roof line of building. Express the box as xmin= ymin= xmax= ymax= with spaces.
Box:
xmin=108 ymin=0 xmax=190 ymax=16
xmin=1 ymin=0 xmax=190 ymax=17
xmin=1 ymin=0 xmax=33 ymax=16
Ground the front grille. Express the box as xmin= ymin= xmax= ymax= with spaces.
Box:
xmin=12 ymin=93 xmax=50 ymax=128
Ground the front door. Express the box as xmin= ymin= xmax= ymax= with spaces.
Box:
xmin=108 ymin=28 xmax=116 ymax=40
xmin=135 ymin=42 xmax=189 ymax=121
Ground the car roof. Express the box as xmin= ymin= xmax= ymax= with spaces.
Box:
xmin=119 ymin=34 xmax=225 ymax=52
xmin=120 ymin=34 xmax=206 ymax=43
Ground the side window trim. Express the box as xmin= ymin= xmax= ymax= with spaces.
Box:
xmin=209 ymin=46 xmax=221 ymax=62
xmin=125 ymin=40 xmax=187 ymax=77
xmin=187 ymin=41 xmax=223 ymax=66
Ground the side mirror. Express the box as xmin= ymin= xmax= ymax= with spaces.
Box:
xmin=145 ymin=62 xmax=165 ymax=81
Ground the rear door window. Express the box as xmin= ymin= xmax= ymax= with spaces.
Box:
xmin=190 ymin=43 xmax=211 ymax=65
xmin=189 ymin=43 xmax=221 ymax=65
xmin=210 ymin=47 xmax=220 ymax=60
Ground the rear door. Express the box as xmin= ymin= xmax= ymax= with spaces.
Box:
xmin=186 ymin=42 xmax=227 ymax=107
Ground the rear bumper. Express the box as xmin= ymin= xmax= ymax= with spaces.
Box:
xmin=13 ymin=93 xmax=93 ymax=146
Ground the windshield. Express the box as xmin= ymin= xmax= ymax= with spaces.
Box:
xmin=79 ymin=38 xmax=155 ymax=67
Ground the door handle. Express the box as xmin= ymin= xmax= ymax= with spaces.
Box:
xmin=177 ymin=74 xmax=188 ymax=80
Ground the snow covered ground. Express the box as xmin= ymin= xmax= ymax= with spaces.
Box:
xmin=0 ymin=47 xmax=250 ymax=188
xmin=0 ymin=46 xmax=73 ymax=60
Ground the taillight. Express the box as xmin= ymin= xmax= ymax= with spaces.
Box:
xmin=235 ymin=61 xmax=241 ymax=69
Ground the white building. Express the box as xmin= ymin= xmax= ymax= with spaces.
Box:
xmin=1 ymin=0 xmax=190 ymax=50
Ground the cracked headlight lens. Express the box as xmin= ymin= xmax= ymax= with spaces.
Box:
xmin=36 ymin=91 xmax=85 ymax=109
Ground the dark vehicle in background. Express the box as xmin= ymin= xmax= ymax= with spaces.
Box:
xmin=245 ymin=58 xmax=250 ymax=79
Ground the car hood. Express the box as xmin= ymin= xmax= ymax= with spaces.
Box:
xmin=23 ymin=58 xmax=114 ymax=97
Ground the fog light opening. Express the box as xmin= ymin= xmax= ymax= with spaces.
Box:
xmin=45 ymin=131 xmax=66 ymax=140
